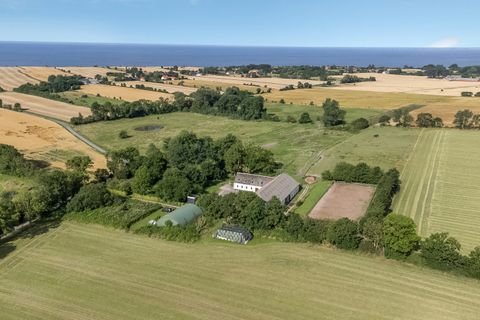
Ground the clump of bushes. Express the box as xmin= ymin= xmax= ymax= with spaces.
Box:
xmin=321 ymin=162 xmax=384 ymax=184
xmin=350 ymin=117 xmax=369 ymax=130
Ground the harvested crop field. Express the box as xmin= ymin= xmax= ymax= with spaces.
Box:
xmin=0 ymin=92 xmax=91 ymax=121
xmin=188 ymin=75 xmax=323 ymax=89
xmin=309 ymin=182 xmax=375 ymax=220
xmin=393 ymin=129 xmax=480 ymax=252
xmin=59 ymin=67 xmax=120 ymax=78
xmin=178 ymin=78 xmax=260 ymax=92
xmin=115 ymin=81 xmax=197 ymax=94
xmin=2 ymin=221 xmax=480 ymax=320
xmin=0 ymin=109 xmax=105 ymax=169
xmin=334 ymin=73 xmax=480 ymax=97
xmin=18 ymin=67 xmax=69 ymax=82
xmin=79 ymin=84 xmax=173 ymax=102
xmin=0 ymin=67 xmax=38 ymax=91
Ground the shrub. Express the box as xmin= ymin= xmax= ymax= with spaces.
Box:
xmin=65 ymin=200 xmax=160 ymax=230
xmin=66 ymin=183 xmax=115 ymax=213
xmin=420 ymin=232 xmax=464 ymax=271
xmin=298 ymin=112 xmax=313 ymax=124
xmin=350 ymin=118 xmax=369 ymax=130
xmin=119 ymin=130 xmax=129 ymax=139
xmin=327 ymin=218 xmax=361 ymax=250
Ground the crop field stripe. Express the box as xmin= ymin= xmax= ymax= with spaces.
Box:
xmin=393 ymin=130 xmax=443 ymax=235
xmin=2 ymin=222 xmax=480 ymax=319
xmin=394 ymin=129 xmax=480 ymax=251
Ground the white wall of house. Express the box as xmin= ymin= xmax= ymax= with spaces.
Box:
xmin=233 ymin=183 xmax=260 ymax=193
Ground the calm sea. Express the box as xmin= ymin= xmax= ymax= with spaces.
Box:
xmin=1 ymin=42 xmax=480 ymax=67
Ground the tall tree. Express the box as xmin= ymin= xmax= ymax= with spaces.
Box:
xmin=322 ymin=98 xmax=346 ymax=127
xmin=383 ymin=214 xmax=420 ymax=259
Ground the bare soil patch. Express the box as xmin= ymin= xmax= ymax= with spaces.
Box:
xmin=305 ymin=176 xmax=316 ymax=184
xmin=309 ymin=182 xmax=375 ymax=220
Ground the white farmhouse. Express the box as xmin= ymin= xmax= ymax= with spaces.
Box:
xmin=233 ymin=173 xmax=274 ymax=192
xmin=233 ymin=172 xmax=300 ymax=205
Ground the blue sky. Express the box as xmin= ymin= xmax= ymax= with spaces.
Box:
xmin=0 ymin=0 xmax=478 ymax=47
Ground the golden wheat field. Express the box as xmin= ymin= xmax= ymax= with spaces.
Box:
xmin=0 ymin=67 xmax=38 ymax=91
xmin=0 ymin=109 xmax=105 ymax=169
xmin=59 ymin=67 xmax=120 ymax=78
xmin=188 ymin=74 xmax=324 ymax=89
xmin=115 ymin=81 xmax=197 ymax=94
xmin=334 ymin=73 xmax=480 ymax=97
xmin=0 ymin=92 xmax=91 ymax=121
xmin=79 ymin=84 xmax=173 ymax=102
xmin=18 ymin=67 xmax=69 ymax=81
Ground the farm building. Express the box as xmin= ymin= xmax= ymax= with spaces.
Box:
xmin=156 ymin=204 xmax=202 ymax=226
xmin=257 ymin=173 xmax=300 ymax=205
xmin=233 ymin=173 xmax=274 ymax=192
xmin=233 ymin=172 xmax=300 ymax=205
xmin=213 ymin=226 xmax=253 ymax=244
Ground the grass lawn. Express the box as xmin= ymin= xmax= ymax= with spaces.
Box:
xmin=308 ymin=126 xmax=421 ymax=176
xmin=1 ymin=221 xmax=480 ymax=319
xmin=393 ymin=129 xmax=480 ymax=252
xmin=59 ymin=91 xmax=119 ymax=107
xmin=265 ymin=102 xmax=384 ymax=123
xmin=76 ymin=113 xmax=352 ymax=178
xmin=295 ymin=180 xmax=332 ymax=216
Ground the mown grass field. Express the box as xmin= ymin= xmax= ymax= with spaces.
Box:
xmin=59 ymin=91 xmax=120 ymax=107
xmin=308 ymin=127 xmax=421 ymax=176
xmin=1 ymin=221 xmax=480 ymax=320
xmin=393 ymin=129 xmax=480 ymax=252
xmin=266 ymin=102 xmax=384 ymax=123
xmin=76 ymin=113 xmax=352 ymax=177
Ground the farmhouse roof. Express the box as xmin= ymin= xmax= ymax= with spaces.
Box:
xmin=157 ymin=204 xmax=202 ymax=227
xmin=256 ymin=173 xmax=299 ymax=202
xmin=234 ymin=172 xmax=274 ymax=187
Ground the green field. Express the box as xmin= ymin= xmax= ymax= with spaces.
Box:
xmin=59 ymin=91 xmax=119 ymax=107
xmin=76 ymin=113 xmax=352 ymax=177
xmin=308 ymin=127 xmax=421 ymax=176
xmin=295 ymin=180 xmax=332 ymax=216
xmin=1 ymin=221 xmax=480 ymax=319
xmin=393 ymin=129 xmax=480 ymax=252
xmin=266 ymin=102 xmax=384 ymax=123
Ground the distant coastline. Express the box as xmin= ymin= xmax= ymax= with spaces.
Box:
xmin=1 ymin=42 xmax=480 ymax=67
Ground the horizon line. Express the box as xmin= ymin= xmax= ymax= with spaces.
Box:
xmin=1 ymin=40 xmax=480 ymax=49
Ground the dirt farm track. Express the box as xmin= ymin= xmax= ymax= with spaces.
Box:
xmin=309 ymin=182 xmax=375 ymax=220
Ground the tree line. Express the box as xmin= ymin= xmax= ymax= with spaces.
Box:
xmin=106 ymin=131 xmax=278 ymax=202
xmin=14 ymin=75 xmax=84 ymax=97
xmin=71 ymin=86 xmax=267 ymax=125
xmin=0 ymin=145 xmax=90 ymax=235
